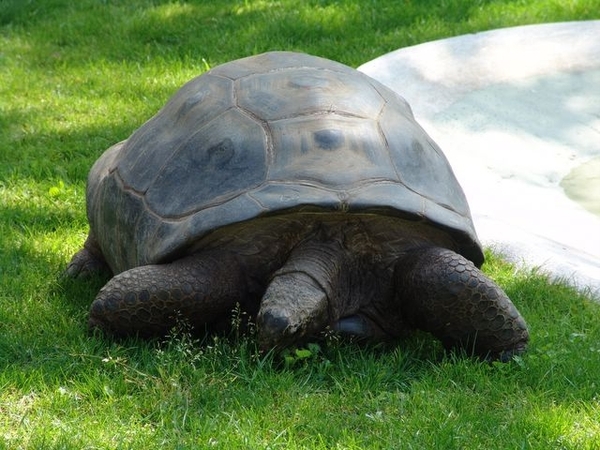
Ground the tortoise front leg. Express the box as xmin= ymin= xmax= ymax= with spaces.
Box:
xmin=88 ymin=252 xmax=249 ymax=338
xmin=394 ymin=247 xmax=529 ymax=361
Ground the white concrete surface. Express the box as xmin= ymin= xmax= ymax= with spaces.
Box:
xmin=359 ymin=21 xmax=600 ymax=298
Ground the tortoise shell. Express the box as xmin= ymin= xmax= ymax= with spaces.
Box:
xmin=86 ymin=51 xmax=482 ymax=274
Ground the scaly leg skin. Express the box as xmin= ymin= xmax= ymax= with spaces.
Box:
xmin=257 ymin=238 xmax=352 ymax=349
xmin=88 ymin=252 xmax=249 ymax=338
xmin=394 ymin=247 xmax=529 ymax=361
xmin=65 ymin=232 xmax=111 ymax=278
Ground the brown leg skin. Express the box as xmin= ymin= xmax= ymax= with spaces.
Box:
xmin=394 ymin=247 xmax=529 ymax=361
xmin=88 ymin=252 xmax=250 ymax=338
xmin=65 ymin=232 xmax=111 ymax=278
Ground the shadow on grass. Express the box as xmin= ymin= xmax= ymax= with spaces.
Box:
xmin=0 ymin=116 xmax=141 ymax=182
xmin=2 ymin=0 xmax=519 ymax=69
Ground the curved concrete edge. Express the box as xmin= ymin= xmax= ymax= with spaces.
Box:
xmin=359 ymin=21 xmax=600 ymax=299
xmin=360 ymin=21 xmax=600 ymax=116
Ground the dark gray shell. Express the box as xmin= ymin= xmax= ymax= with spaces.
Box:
xmin=86 ymin=51 xmax=482 ymax=274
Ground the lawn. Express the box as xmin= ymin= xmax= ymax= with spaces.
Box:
xmin=1 ymin=1 xmax=599 ymax=448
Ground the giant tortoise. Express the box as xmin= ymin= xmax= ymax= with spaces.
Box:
xmin=67 ymin=51 xmax=529 ymax=360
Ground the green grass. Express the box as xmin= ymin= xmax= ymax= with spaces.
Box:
xmin=1 ymin=0 xmax=599 ymax=448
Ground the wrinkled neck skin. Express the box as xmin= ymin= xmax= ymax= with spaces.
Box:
xmin=190 ymin=213 xmax=457 ymax=336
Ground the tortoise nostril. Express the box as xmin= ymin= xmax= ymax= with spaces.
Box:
xmin=258 ymin=311 xmax=290 ymax=336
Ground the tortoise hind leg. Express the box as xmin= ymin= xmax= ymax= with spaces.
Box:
xmin=88 ymin=252 xmax=249 ymax=338
xmin=394 ymin=247 xmax=529 ymax=361
xmin=65 ymin=232 xmax=111 ymax=278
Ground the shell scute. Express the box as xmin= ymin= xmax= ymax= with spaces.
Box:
xmin=144 ymin=108 xmax=268 ymax=218
xmin=237 ymin=68 xmax=385 ymax=121
xmin=117 ymin=74 xmax=235 ymax=194
xmin=267 ymin=115 xmax=396 ymax=188
xmin=378 ymin=104 xmax=470 ymax=216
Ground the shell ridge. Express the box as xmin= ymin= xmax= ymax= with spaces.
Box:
xmin=233 ymin=65 xmax=356 ymax=81
xmin=119 ymin=109 xmax=233 ymax=197
xmin=267 ymin=110 xmax=371 ymax=123
xmin=374 ymin=109 xmax=404 ymax=183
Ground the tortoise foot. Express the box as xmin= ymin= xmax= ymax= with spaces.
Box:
xmin=394 ymin=246 xmax=529 ymax=361
xmin=88 ymin=253 xmax=248 ymax=338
